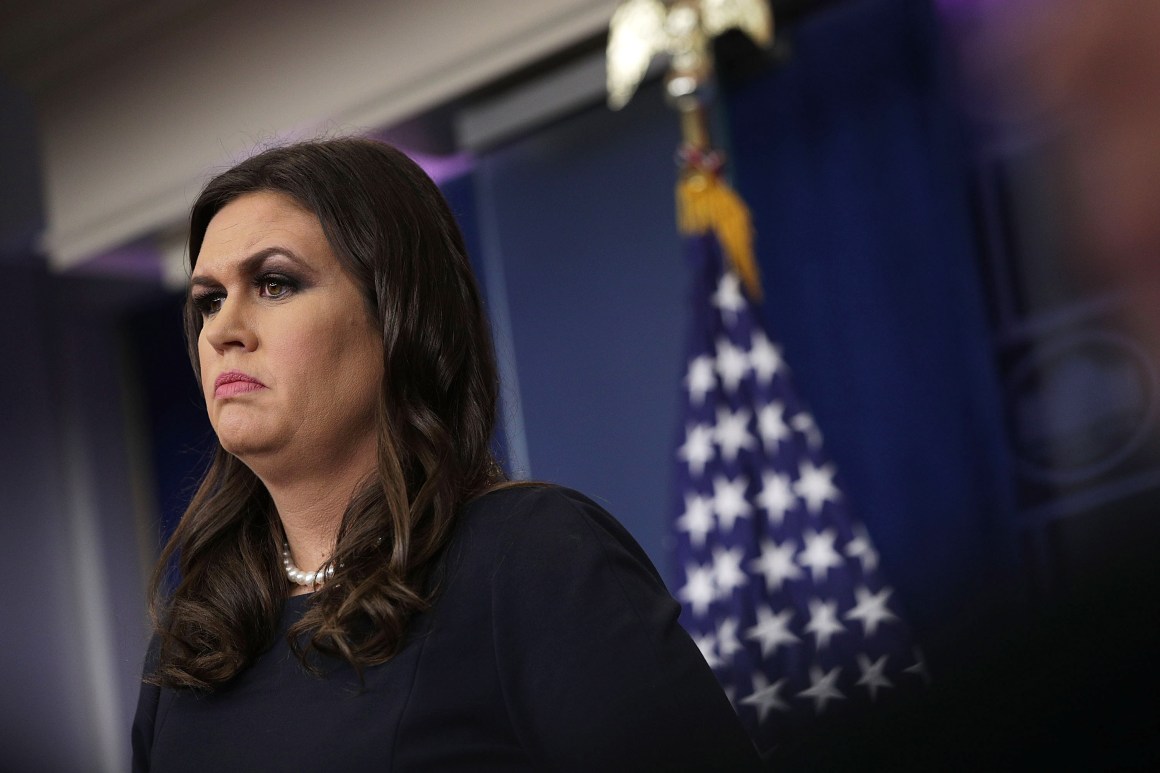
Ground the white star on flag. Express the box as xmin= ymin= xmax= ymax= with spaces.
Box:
xmin=679 ymin=563 xmax=716 ymax=617
xmin=685 ymin=355 xmax=717 ymax=406
xmin=844 ymin=523 xmax=880 ymax=573
xmin=712 ymin=475 xmax=752 ymax=532
xmin=792 ymin=412 xmax=823 ymax=448
xmin=845 ymin=586 xmax=899 ymax=637
xmin=715 ymin=407 xmax=757 ymax=462
xmin=798 ymin=529 xmax=844 ymax=583
xmin=745 ymin=606 xmax=800 ymax=658
xmin=749 ymin=538 xmax=803 ymax=593
xmin=904 ymin=648 xmax=931 ymax=684
xmin=748 ymin=330 xmax=784 ymax=385
xmin=757 ymin=402 xmax=792 ymax=451
xmin=675 ymin=493 xmax=715 ymax=549
xmin=711 ymin=271 xmax=746 ymax=320
xmin=715 ymin=338 xmax=751 ymax=393
xmin=740 ymin=674 xmax=790 ymax=724
xmin=795 ymin=461 xmax=841 ymax=514
xmin=856 ymin=654 xmax=893 ymax=701
xmin=797 ymin=666 xmax=845 ymax=714
xmin=692 ymin=632 xmax=721 ymax=670
xmin=717 ymin=617 xmax=743 ymax=662
xmin=756 ymin=471 xmax=797 ymax=526
xmin=711 ymin=546 xmax=749 ymax=599
xmin=804 ymin=598 xmax=846 ymax=650
xmin=677 ymin=424 xmax=715 ymax=477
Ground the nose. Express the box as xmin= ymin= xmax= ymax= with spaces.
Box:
xmin=201 ymin=296 xmax=258 ymax=353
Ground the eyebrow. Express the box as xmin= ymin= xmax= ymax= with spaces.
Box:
xmin=189 ymin=246 xmax=313 ymax=289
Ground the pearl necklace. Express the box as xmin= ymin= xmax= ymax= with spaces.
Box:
xmin=281 ymin=542 xmax=336 ymax=588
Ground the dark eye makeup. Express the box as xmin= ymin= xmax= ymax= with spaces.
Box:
xmin=190 ymin=288 xmax=225 ymax=316
xmin=190 ymin=271 xmax=302 ymax=317
xmin=257 ymin=272 xmax=298 ymax=299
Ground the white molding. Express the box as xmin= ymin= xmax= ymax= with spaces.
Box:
xmin=38 ymin=0 xmax=619 ymax=271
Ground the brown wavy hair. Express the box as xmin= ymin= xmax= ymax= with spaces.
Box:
xmin=149 ymin=137 xmax=505 ymax=690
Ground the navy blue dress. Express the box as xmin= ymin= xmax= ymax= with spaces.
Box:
xmin=132 ymin=486 xmax=759 ymax=770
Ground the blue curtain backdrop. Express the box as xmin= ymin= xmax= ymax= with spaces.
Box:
xmin=722 ymin=0 xmax=1017 ymax=632
xmin=469 ymin=82 xmax=685 ymax=570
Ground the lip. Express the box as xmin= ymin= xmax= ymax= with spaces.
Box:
xmin=213 ymin=370 xmax=267 ymax=399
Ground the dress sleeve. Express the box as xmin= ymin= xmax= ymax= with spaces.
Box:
xmin=489 ymin=488 xmax=760 ymax=771
xmin=130 ymin=637 xmax=161 ymax=773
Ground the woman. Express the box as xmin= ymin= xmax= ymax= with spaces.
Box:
xmin=132 ymin=138 xmax=759 ymax=771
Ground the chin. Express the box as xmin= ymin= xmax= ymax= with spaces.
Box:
xmin=214 ymin=428 xmax=276 ymax=463
xmin=218 ymin=440 xmax=259 ymax=464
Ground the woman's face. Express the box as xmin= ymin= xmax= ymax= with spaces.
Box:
xmin=191 ymin=190 xmax=383 ymax=483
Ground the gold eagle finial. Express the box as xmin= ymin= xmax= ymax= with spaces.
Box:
xmin=606 ymin=0 xmax=774 ymax=111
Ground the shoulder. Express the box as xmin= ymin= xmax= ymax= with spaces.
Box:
xmin=446 ymin=486 xmax=760 ymax=769
xmin=460 ymin=483 xmax=608 ymax=526
xmin=454 ymin=484 xmax=660 ymax=582
xmin=446 ymin=484 xmax=673 ymax=644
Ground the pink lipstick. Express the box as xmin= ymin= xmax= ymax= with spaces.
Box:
xmin=214 ymin=370 xmax=267 ymax=399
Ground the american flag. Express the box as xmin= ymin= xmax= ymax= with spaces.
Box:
xmin=672 ymin=233 xmax=927 ymax=754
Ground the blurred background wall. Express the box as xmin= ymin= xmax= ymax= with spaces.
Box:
xmin=1 ymin=0 xmax=1157 ymax=770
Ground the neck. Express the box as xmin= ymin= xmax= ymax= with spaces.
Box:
xmin=250 ymin=438 xmax=378 ymax=587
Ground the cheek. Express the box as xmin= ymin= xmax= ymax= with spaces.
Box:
xmin=333 ymin=320 xmax=384 ymax=403
xmin=274 ymin=325 xmax=362 ymax=389
xmin=268 ymin=302 xmax=382 ymax=402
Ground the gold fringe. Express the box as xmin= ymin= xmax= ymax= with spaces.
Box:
xmin=676 ymin=171 xmax=763 ymax=301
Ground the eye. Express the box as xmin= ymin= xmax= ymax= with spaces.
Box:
xmin=192 ymin=291 xmax=224 ymax=317
xmin=257 ymin=273 xmax=297 ymax=300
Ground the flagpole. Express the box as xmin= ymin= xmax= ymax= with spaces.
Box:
xmin=677 ymin=102 xmax=711 ymax=152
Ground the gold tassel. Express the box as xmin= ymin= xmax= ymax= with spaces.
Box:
xmin=676 ymin=170 xmax=763 ymax=301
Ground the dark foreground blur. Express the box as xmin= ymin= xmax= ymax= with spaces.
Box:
xmin=776 ymin=546 xmax=1159 ymax=770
